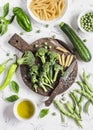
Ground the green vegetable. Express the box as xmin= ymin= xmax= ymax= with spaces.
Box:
xmin=6 ymin=95 xmax=19 ymax=102
xmin=29 ymin=65 xmax=39 ymax=92
xmin=80 ymin=12 xmax=93 ymax=32
xmin=84 ymin=100 xmax=91 ymax=113
xmin=70 ymin=92 xmax=80 ymax=116
xmin=10 ymin=80 xmax=19 ymax=93
xmin=78 ymin=95 xmax=84 ymax=115
xmin=30 ymin=65 xmax=39 ymax=75
xmin=36 ymin=30 xmax=40 ymax=33
xmin=34 ymin=44 xmax=39 ymax=48
xmin=2 ymin=3 xmax=9 ymax=17
xmin=13 ymin=7 xmax=32 ymax=32
xmin=0 ymin=63 xmax=17 ymax=91
xmin=17 ymin=51 xmax=35 ymax=67
xmin=54 ymin=100 xmax=82 ymax=128
xmin=61 ymin=113 xmax=65 ymax=122
xmin=45 ymin=24 xmax=49 ymax=28
xmin=36 ymin=48 xmax=48 ymax=64
xmin=39 ymin=77 xmax=53 ymax=92
xmin=39 ymin=78 xmax=47 ymax=92
xmin=51 ymin=112 xmax=56 ymax=116
xmin=65 ymin=101 xmax=74 ymax=114
xmin=76 ymin=89 xmax=93 ymax=103
xmin=39 ymin=108 xmax=49 ymax=118
xmin=82 ymin=70 xmax=93 ymax=92
xmin=0 ymin=58 xmax=12 ymax=74
xmin=59 ymin=22 xmax=92 ymax=62
xmin=48 ymin=51 xmax=59 ymax=64
xmin=53 ymin=63 xmax=63 ymax=82
xmin=42 ymin=62 xmax=52 ymax=84
xmin=52 ymin=35 xmax=56 ymax=39
xmin=0 ymin=3 xmax=15 ymax=35
xmin=83 ymin=39 xmax=87 ymax=42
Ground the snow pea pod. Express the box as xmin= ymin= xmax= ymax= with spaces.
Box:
xmin=13 ymin=7 xmax=32 ymax=32
xmin=0 ymin=63 xmax=17 ymax=91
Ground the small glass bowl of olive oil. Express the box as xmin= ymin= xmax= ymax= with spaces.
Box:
xmin=13 ymin=98 xmax=36 ymax=121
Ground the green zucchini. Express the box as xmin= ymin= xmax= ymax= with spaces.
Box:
xmin=59 ymin=22 xmax=92 ymax=62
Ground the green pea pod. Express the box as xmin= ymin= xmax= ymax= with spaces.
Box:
xmin=13 ymin=7 xmax=32 ymax=32
xmin=0 ymin=63 xmax=17 ymax=91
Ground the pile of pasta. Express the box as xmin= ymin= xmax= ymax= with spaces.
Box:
xmin=30 ymin=0 xmax=66 ymax=21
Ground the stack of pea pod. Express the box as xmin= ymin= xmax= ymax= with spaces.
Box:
xmin=54 ymin=70 xmax=93 ymax=128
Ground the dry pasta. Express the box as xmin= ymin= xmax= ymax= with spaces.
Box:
xmin=30 ymin=0 xmax=66 ymax=21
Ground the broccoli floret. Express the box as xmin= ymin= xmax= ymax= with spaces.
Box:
xmin=36 ymin=48 xmax=48 ymax=64
xmin=33 ymin=84 xmax=38 ymax=92
xmin=53 ymin=64 xmax=63 ymax=82
xmin=17 ymin=51 xmax=35 ymax=67
xmin=29 ymin=64 xmax=39 ymax=75
xmin=31 ymin=74 xmax=38 ymax=83
xmin=48 ymin=51 xmax=59 ymax=64
xmin=29 ymin=65 xmax=39 ymax=92
xmin=42 ymin=62 xmax=52 ymax=83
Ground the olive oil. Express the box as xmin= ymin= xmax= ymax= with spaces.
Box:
xmin=17 ymin=100 xmax=35 ymax=119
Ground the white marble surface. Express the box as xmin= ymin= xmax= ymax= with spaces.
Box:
xmin=0 ymin=0 xmax=93 ymax=130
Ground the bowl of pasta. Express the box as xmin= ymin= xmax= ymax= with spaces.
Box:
xmin=27 ymin=0 xmax=68 ymax=25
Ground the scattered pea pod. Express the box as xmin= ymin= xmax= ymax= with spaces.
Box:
xmin=84 ymin=100 xmax=91 ymax=113
xmin=0 ymin=63 xmax=17 ymax=91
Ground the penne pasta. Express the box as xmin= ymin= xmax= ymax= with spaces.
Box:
xmin=30 ymin=0 xmax=66 ymax=21
xmin=61 ymin=53 xmax=65 ymax=66
xmin=56 ymin=46 xmax=69 ymax=53
xmin=67 ymin=55 xmax=74 ymax=67
xmin=65 ymin=55 xmax=71 ymax=67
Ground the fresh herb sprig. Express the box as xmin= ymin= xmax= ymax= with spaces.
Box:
xmin=0 ymin=3 xmax=15 ymax=35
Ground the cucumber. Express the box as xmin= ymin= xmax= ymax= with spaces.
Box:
xmin=59 ymin=22 xmax=92 ymax=62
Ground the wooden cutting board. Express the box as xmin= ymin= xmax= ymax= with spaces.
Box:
xmin=8 ymin=34 xmax=78 ymax=96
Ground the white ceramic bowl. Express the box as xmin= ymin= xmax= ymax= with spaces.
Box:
xmin=13 ymin=98 xmax=36 ymax=121
xmin=27 ymin=0 xmax=68 ymax=25
xmin=77 ymin=10 xmax=93 ymax=34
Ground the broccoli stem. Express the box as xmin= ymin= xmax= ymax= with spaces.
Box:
xmin=33 ymin=84 xmax=38 ymax=92
xmin=53 ymin=71 xmax=59 ymax=82
xmin=41 ymin=56 xmax=46 ymax=64
xmin=43 ymin=82 xmax=53 ymax=89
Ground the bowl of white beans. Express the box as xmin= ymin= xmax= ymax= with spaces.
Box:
xmin=77 ymin=10 xmax=93 ymax=34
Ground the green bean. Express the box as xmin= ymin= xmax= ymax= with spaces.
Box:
xmin=61 ymin=113 xmax=65 ymax=122
xmin=83 ymin=84 xmax=93 ymax=97
xmin=82 ymin=71 xmax=93 ymax=92
xmin=70 ymin=92 xmax=81 ymax=117
xmin=65 ymin=101 xmax=81 ymax=120
xmin=76 ymin=89 xmax=93 ymax=103
xmin=78 ymin=95 xmax=84 ymax=115
xmin=84 ymin=100 xmax=91 ymax=113
xmin=65 ymin=101 xmax=74 ymax=114
xmin=54 ymin=100 xmax=72 ymax=116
